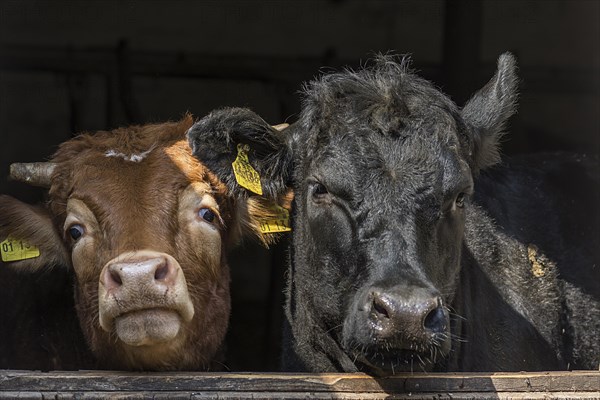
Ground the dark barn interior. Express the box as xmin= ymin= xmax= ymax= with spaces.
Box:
xmin=0 ymin=0 xmax=598 ymax=372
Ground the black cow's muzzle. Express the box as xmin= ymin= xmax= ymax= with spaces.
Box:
xmin=343 ymin=284 xmax=451 ymax=374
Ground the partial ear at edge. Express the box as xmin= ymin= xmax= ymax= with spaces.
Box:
xmin=228 ymin=190 xmax=294 ymax=248
xmin=187 ymin=107 xmax=293 ymax=200
xmin=462 ymin=52 xmax=519 ymax=170
xmin=245 ymin=190 xmax=294 ymax=247
xmin=0 ymin=195 xmax=69 ymax=271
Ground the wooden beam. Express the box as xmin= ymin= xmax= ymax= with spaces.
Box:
xmin=0 ymin=370 xmax=598 ymax=399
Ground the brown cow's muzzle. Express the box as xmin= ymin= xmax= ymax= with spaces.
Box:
xmin=98 ymin=250 xmax=195 ymax=347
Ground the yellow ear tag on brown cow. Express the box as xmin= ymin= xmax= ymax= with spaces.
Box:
xmin=1 ymin=236 xmax=40 ymax=262
xmin=232 ymin=143 xmax=263 ymax=195
xmin=259 ymin=205 xmax=292 ymax=233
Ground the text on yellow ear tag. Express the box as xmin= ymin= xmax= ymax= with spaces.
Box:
xmin=260 ymin=205 xmax=292 ymax=233
xmin=232 ymin=143 xmax=263 ymax=195
xmin=1 ymin=236 xmax=40 ymax=262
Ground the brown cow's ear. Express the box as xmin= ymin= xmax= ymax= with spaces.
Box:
xmin=462 ymin=52 xmax=519 ymax=171
xmin=245 ymin=191 xmax=293 ymax=247
xmin=187 ymin=108 xmax=293 ymax=200
xmin=0 ymin=195 xmax=69 ymax=271
xmin=228 ymin=191 xmax=293 ymax=248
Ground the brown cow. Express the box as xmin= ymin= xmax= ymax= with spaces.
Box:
xmin=0 ymin=115 xmax=283 ymax=370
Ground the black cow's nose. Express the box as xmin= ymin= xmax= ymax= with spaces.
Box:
xmin=368 ymin=288 xmax=447 ymax=340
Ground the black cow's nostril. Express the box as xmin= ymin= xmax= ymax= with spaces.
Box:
xmin=371 ymin=294 xmax=391 ymax=319
xmin=154 ymin=262 xmax=169 ymax=281
xmin=423 ymin=303 xmax=446 ymax=333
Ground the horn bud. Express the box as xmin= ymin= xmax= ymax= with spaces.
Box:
xmin=9 ymin=162 xmax=56 ymax=188
xmin=272 ymin=123 xmax=289 ymax=131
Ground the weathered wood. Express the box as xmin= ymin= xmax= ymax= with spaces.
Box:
xmin=0 ymin=370 xmax=598 ymax=399
xmin=2 ymin=392 xmax=600 ymax=400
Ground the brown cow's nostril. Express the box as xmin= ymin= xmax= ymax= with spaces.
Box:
xmin=110 ymin=269 xmax=122 ymax=286
xmin=154 ymin=262 xmax=169 ymax=281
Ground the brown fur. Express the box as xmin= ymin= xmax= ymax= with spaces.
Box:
xmin=1 ymin=115 xmax=282 ymax=370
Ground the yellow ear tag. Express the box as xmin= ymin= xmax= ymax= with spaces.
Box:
xmin=232 ymin=143 xmax=263 ymax=195
xmin=1 ymin=236 xmax=40 ymax=262
xmin=260 ymin=205 xmax=292 ymax=233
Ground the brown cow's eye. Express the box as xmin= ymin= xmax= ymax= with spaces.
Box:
xmin=198 ymin=208 xmax=216 ymax=223
xmin=68 ymin=224 xmax=84 ymax=241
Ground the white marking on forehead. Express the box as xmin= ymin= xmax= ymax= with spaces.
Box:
xmin=104 ymin=147 xmax=154 ymax=163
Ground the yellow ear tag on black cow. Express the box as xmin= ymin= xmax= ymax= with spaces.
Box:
xmin=259 ymin=204 xmax=292 ymax=233
xmin=1 ymin=236 xmax=40 ymax=262
xmin=232 ymin=143 xmax=263 ymax=195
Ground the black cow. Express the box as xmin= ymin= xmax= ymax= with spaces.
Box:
xmin=187 ymin=53 xmax=599 ymax=373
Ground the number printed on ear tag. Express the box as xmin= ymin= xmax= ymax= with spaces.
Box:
xmin=232 ymin=143 xmax=263 ymax=195
xmin=259 ymin=205 xmax=292 ymax=233
xmin=1 ymin=236 xmax=40 ymax=262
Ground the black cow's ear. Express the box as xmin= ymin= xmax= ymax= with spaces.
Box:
xmin=462 ymin=52 xmax=519 ymax=170
xmin=187 ymin=108 xmax=293 ymax=200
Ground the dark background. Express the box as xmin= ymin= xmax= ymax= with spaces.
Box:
xmin=0 ymin=0 xmax=598 ymax=371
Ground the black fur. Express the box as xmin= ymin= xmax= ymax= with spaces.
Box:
xmin=189 ymin=53 xmax=599 ymax=373
xmin=187 ymin=107 xmax=293 ymax=200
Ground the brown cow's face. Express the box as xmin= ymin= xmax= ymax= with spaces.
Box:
xmin=64 ymin=185 xmax=223 ymax=365
xmin=55 ymin=137 xmax=232 ymax=370
xmin=1 ymin=117 xmax=286 ymax=370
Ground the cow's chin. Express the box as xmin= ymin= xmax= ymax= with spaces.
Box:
xmin=113 ymin=309 xmax=183 ymax=347
xmin=348 ymin=339 xmax=451 ymax=376
xmin=354 ymin=349 xmax=440 ymax=376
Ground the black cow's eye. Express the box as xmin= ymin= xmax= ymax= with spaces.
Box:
xmin=455 ymin=193 xmax=466 ymax=209
xmin=198 ymin=208 xmax=216 ymax=223
xmin=68 ymin=224 xmax=84 ymax=241
xmin=310 ymin=181 xmax=332 ymax=205
xmin=312 ymin=183 xmax=329 ymax=197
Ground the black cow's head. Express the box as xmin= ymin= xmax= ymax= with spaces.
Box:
xmin=188 ymin=53 xmax=518 ymax=373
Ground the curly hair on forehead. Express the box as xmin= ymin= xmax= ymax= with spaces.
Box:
xmin=292 ymin=54 xmax=468 ymax=173
xmin=298 ymin=54 xmax=459 ymax=137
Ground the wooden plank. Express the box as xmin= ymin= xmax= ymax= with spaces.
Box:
xmin=1 ymin=370 xmax=598 ymax=395
xmin=1 ymin=392 xmax=600 ymax=400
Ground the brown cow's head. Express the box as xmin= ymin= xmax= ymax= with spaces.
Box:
xmin=0 ymin=115 xmax=284 ymax=370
